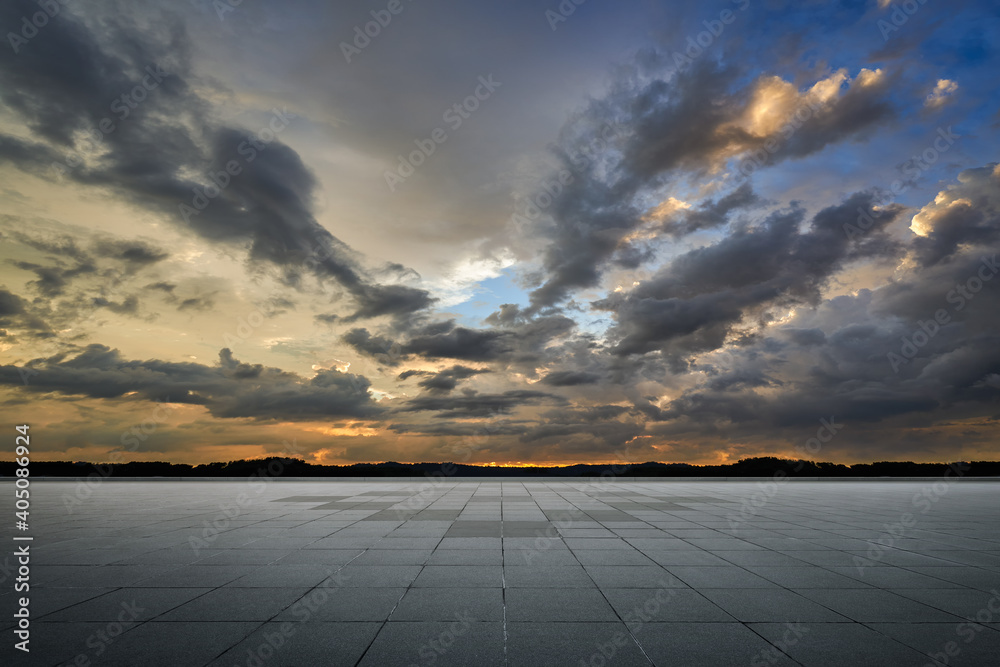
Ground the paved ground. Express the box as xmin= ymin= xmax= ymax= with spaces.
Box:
xmin=2 ymin=480 xmax=999 ymax=666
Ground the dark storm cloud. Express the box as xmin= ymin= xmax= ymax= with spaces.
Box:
xmin=4 ymin=231 xmax=170 ymax=327
xmin=402 ymin=325 xmax=511 ymax=362
xmin=91 ymin=239 xmax=169 ymax=265
xmin=11 ymin=231 xmax=89 ymax=261
xmin=0 ymin=288 xmax=52 ymax=336
xmin=907 ymin=164 xmax=1000 ymax=267
xmin=540 ymin=370 xmax=601 ymax=386
xmin=0 ymin=345 xmax=382 ymax=420
xmin=0 ymin=0 xmax=432 ymax=325
xmin=397 ymin=365 xmax=491 ymax=394
xmin=647 ymin=182 xmax=1000 ymax=435
xmin=385 ymin=402 xmax=646 ymax=451
xmin=387 ymin=420 xmax=528 ymax=438
xmin=595 ymin=192 xmax=905 ymax=361
xmin=92 ymin=295 xmax=140 ymax=315
xmin=662 ymin=183 xmax=761 ymax=236
xmin=526 ymin=60 xmax=899 ymax=311
xmin=10 ymin=260 xmax=97 ymax=297
xmin=703 ymin=368 xmax=782 ymax=392
xmin=344 ymin=313 xmax=576 ymax=367
xmin=517 ymin=419 xmax=645 ymax=448
xmin=405 ymin=316 xmax=576 ymax=363
xmin=396 ymin=389 xmax=567 ymax=419
xmin=0 ymin=133 xmax=64 ymax=172
xmin=341 ymin=327 xmax=403 ymax=364
xmin=177 ymin=294 xmax=215 ymax=312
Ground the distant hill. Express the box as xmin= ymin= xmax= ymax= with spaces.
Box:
xmin=2 ymin=457 xmax=998 ymax=478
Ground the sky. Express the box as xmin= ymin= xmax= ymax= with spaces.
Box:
xmin=0 ymin=0 xmax=998 ymax=466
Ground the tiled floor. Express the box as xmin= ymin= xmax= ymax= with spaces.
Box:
xmin=2 ymin=480 xmax=999 ymax=666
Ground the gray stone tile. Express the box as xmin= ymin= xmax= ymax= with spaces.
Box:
xmin=209 ymin=620 xmax=382 ymax=666
xmin=275 ymin=586 xmax=405 ymax=622
xmin=604 ymin=588 xmax=734 ymax=623
xmin=792 ymin=588 xmax=964 ymax=622
xmin=412 ymin=565 xmax=502 ymax=587
xmin=564 ymin=537 xmax=634 ymax=550
xmin=158 ymin=586 xmax=309 ymax=621
xmin=275 ymin=548 xmax=363 ymax=565
xmin=131 ymin=564 xmax=259 ymax=587
xmin=714 ymin=550 xmax=817 ymax=567
xmin=15 ymin=479 xmax=1000 ymax=666
xmin=504 ymin=564 xmax=595 ymax=588
xmin=40 ymin=564 xmax=179 ymax=588
xmin=390 ymin=587 xmax=504 ymax=621
xmin=506 ymin=588 xmax=618 ymax=621
xmin=583 ymin=565 xmax=680 ymax=589
xmin=918 ymin=550 xmax=1000 ymax=567
xmin=847 ymin=548 xmax=960 ymax=568
xmin=302 ymin=536 xmax=380 ymax=550
xmin=506 ymin=622 xmax=649 ymax=666
xmin=42 ymin=587 xmax=212 ymax=621
xmin=700 ymin=589 xmax=850 ymax=622
xmin=902 ymin=566 xmax=1000 ymax=590
xmin=503 ymin=549 xmax=579 ymax=566
xmin=625 ymin=537 xmax=700 ymax=551
xmin=357 ymin=621 xmax=504 ymax=666
xmin=196 ymin=549 xmax=293 ymax=565
xmin=350 ymin=547 xmax=433 ymax=565
xmin=665 ymin=565 xmax=781 ymax=589
xmin=750 ymin=621 xmax=932 ymax=666
xmin=370 ymin=537 xmax=442 ymax=550
xmin=426 ymin=549 xmax=504 ymax=565
xmin=331 ymin=564 xmax=423 ymax=587
xmin=635 ymin=622 xmax=799 ymax=666
xmin=887 ymin=587 xmax=1000 ymax=617
xmin=572 ymin=549 xmax=657 ymax=566
xmin=445 ymin=522 xmax=502 ymax=537
xmin=826 ymin=565 xmax=970 ymax=588
xmin=223 ymin=564 xmax=335 ymax=588
xmin=745 ymin=566 xmax=874 ymax=588
xmin=437 ymin=537 xmax=502 ymax=549
xmin=683 ymin=538 xmax=766 ymax=551
xmin=502 ymin=536 xmax=567 ymax=550
xmin=27 ymin=622 xmax=130 ymax=666
xmin=503 ymin=521 xmax=555 ymax=537
xmin=643 ymin=550 xmax=730 ymax=566
xmin=866 ymin=622 xmax=1000 ymax=666
xmin=97 ymin=621 xmax=260 ymax=667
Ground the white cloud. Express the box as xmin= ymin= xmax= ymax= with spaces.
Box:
xmin=925 ymin=79 xmax=958 ymax=109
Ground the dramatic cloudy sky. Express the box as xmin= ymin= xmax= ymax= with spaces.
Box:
xmin=1 ymin=0 xmax=998 ymax=465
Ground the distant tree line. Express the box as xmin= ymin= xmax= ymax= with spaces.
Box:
xmin=2 ymin=457 xmax=998 ymax=478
